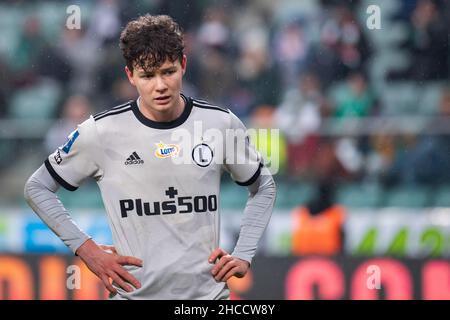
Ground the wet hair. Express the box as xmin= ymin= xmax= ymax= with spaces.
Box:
xmin=119 ymin=14 xmax=184 ymax=73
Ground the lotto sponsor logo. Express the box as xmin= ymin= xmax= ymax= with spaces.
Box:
xmin=155 ymin=142 xmax=180 ymax=158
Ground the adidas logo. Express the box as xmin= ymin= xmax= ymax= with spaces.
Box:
xmin=125 ymin=152 xmax=144 ymax=165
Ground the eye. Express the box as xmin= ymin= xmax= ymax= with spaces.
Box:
xmin=164 ymin=70 xmax=176 ymax=75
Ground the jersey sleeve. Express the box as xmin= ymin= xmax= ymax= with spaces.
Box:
xmin=45 ymin=116 xmax=103 ymax=191
xmin=223 ymin=111 xmax=263 ymax=186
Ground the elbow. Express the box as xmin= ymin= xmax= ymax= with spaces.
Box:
xmin=24 ymin=175 xmax=43 ymax=205
xmin=23 ymin=176 xmax=35 ymax=204
xmin=268 ymin=175 xmax=277 ymax=200
xmin=269 ymin=174 xmax=276 ymax=192
xmin=258 ymin=172 xmax=277 ymax=199
xmin=23 ymin=177 xmax=36 ymax=204
xmin=263 ymin=171 xmax=276 ymax=195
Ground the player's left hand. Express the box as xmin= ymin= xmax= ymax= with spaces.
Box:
xmin=208 ymin=248 xmax=250 ymax=282
xmin=99 ymin=244 xmax=117 ymax=254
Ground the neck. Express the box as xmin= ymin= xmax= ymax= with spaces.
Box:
xmin=137 ymin=95 xmax=185 ymax=122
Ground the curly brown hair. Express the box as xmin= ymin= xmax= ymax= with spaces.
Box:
xmin=119 ymin=14 xmax=184 ymax=74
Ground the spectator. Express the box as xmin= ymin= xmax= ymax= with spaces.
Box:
xmin=11 ymin=15 xmax=45 ymax=86
xmin=274 ymin=72 xmax=325 ymax=176
xmin=388 ymin=0 xmax=449 ymax=81
xmin=312 ymin=137 xmax=352 ymax=182
xmin=291 ymin=181 xmax=345 ymax=256
xmin=44 ymin=95 xmax=92 ymax=153
xmin=194 ymin=6 xmax=234 ymax=105
xmin=389 ymin=88 xmax=450 ymax=185
xmin=273 ymin=19 xmax=311 ymax=88
xmin=232 ymin=25 xmax=282 ymax=117
xmin=333 ymin=72 xmax=375 ymax=118
xmin=57 ymin=27 xmax=103 ymax=95
xmin=381 ymin=89 xmax=450 ymax=186
xmin=381 ymin=134 xmax=421 ymax=186
xmin=307 ymin=5 xmax=371 ymax=89
xmin=366 ymin=134 xmax=396 ymax=181
xmin=87 ymin=0 xmax=121 ymax=47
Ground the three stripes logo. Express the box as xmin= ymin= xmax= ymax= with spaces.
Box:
xmin=125 ymin=152 xmax=144 ymax=165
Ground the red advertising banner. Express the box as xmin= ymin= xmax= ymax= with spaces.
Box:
xmin=0 ymin=255 xmax=449 ymax=300
xmin=232 ymin=256 xmax=450 ymax=300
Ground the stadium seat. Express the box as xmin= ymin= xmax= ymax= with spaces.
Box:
xmin=0 ymin=6 xmax=22 ymax=59
xmin=418 ymin=82 xmax=447 ymax=115
xmin=219 ymin=183 xmax=249 ymax=209
xmin=8 ymin=79 xmax=61 ymax=119
xmin=0 ymin=140 xmax=15 ymax=168
xmin=381 ymin=81 xmax=419 ymax=115
xmin=36 ymin=2 xmax=67 ymax=41
xmin=0 ymin=28 xmax=20 ymax=62
xmin=383 ymin=186 xmax=431 ymax=208
xmin=369 ymin=50 xmax=411 ymax=93
xmin=336 ymin=182 xmax=382 ymax=208
xmin=57 ymin=183 xmax=103 ymax=209
xmin=221 ymin=181 xmax=317 ymax=210
xmin=327 ymin=81 xmax=348 ymax=107
xmin=276 ymin=182 xmax=316 ymax=209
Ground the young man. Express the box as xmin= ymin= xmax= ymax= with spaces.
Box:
xmin=24 ymin=14 xmax=276 ymax=300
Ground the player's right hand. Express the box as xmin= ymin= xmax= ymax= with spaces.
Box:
xmin=76 ymin=239 xmax=143 ymax=294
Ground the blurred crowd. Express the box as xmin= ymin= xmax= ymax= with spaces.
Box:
xmin=0 ymin=0 xmax=450 ymax=193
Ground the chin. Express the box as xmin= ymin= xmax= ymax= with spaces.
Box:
xmin=141 ymin=97 xmax=173 ymax=113
xmin=154 ymin=103 xmax=174 ymax=113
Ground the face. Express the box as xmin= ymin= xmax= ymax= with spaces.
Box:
xmin=125 ymin=55 xmax=187 ymax=115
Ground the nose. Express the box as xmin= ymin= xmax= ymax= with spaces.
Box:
xmin=155 ymin=75 xmax=167 ymax=92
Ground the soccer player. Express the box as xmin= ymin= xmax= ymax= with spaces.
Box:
xmin=24 ymin=14 xmax=276 ymax=300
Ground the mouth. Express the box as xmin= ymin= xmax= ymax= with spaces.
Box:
xmin=154 ymin=95 xmax=171 ymax=105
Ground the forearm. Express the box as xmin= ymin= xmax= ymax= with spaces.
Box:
xmin=24 ymin=164 xmax=91 ymax=254
xmin=231 ymin=166 xmax=276 ymax=264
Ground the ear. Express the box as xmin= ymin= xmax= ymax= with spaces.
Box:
xmin=125 ymin=66 xmax=136 ymax=86
xmin=181 ymin=55 xmax=187 ymax=76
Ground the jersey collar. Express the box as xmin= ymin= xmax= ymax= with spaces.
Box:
xmin=131 ymin=93 xmax=193 ymax=129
